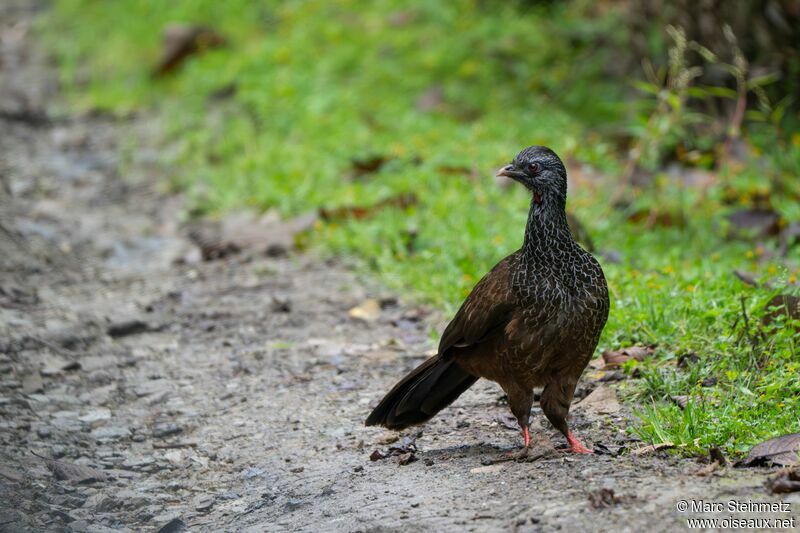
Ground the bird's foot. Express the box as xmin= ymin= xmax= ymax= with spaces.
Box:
xmin=500 ymin=425 xmax=531 ymax=457
xmin=566 ymin=431 xmax=594 ymax=454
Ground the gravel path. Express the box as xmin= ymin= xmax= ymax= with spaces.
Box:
xmin=1 ymin=3 xmax=797 ymax=532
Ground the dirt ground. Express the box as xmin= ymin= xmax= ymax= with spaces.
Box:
xmin=1 ymin=3 xmax=798 ymax=532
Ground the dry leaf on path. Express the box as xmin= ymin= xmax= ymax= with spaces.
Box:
xmin=319 ymin=193 xmax=418 ymax=222
xmin=737 ymin=433 xmax=800 ymax=467
xmin=348 ymin=299 xmax=381 ymax=322
xmin=153 ymin=24 xmax=226 ymax=77
xmin=575 ymin=384 xmax=621 ymax=415
xmin=601 ymin=346 xmax=655 ymax=368
xmin=631 ymin=442 xmax=675 ymax=456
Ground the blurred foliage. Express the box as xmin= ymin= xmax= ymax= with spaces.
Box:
xmin=41 ymin=0 xmax=800 ymax=456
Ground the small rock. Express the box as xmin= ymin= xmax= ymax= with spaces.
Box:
xmin=91 ymin=425 xmax=131 ymax=442
xmin=79 ymin=408 xmax=112 ymax=423
xmin=194 ymin=494 xmax=215 ymax=512
xmin=470 ymin=464 xmax=505 ymax=474
xmin=157 ymin=517 xmax=187 ymax=533
xmin=22 ymin=373 xmax=44 ymax=394
xmin=107 ymin=319 xmax=150 ymax=338
xmin=163 ymin=450 xmax=183 ymax=464
xmin=121 ymin=456 xmax=156 ymax=470
xmin=152 ymin=422 xmax=183 ymax=438
xmin=271 ymin=296 xmax=292 ymax=313
xmin=348 ymin=299 xmax=381 ymax=322
xmin=40 ymin=357 xmax=77 ymax=377
xmin=575 ymin=385 xmax=621 ymax=415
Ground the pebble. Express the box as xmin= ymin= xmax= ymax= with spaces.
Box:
xmin=152 ymin=422 xmax=182 ymax=438
xmin=91 ymin=425 xmax=131 ymax=442
xmin=194 ymin=495 xmax=215 ymax=512
xmin=79 ymin=408 xmax=112 ymax=423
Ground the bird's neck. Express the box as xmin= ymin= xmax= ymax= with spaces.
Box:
xmin=521 ymin=197 xmax=573 ymax=260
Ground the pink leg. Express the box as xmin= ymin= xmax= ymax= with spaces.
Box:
xmin=566 ymin=431 xmax=593 ymax=454
xmin=521 ymin=426 xmax=531 ymax=447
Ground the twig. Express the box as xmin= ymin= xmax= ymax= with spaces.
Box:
xmin=152 ymin=441 xmax=198 ymax=449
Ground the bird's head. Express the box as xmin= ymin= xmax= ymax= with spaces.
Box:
xmin=496 ymin=146 xmax=567 ymax=210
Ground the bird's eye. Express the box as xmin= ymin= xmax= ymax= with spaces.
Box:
xmin=528 ymin=162 xmax=541 ymax=173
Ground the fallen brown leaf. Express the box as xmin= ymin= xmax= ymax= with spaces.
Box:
xmin=737 ymin=433 xmax=800 ymax=467
xmin=318 ymin=193 xmax=418 ymax=222
xmin=369 ymin=435 xmax=419 ymax=465
xmin=396 ymin=452 xmax=416 ymax=466
xmin=726 ymin=208 xmax=781 ymax=240
xmin=627 ymin=208 xmax=684 ymax=228
xmin=676 ymin=352 xmax=700 ymax=369
xmin=348 ymin=299 xmax=381 ymax=322
xmin=436 ymin=165 xmax=475 ymax=176
xmin=733 ymin=270 xmax=763 ymax=288
xmin=575 ymin=384 xmax=621 ymax=415
xmin=671 ymin=395 xmax=689 ymax=409
xmin=631 ymin=442 xmax=675 ymax=456
xmin=601 ymin=345 xmax=655 ymax=368
xmin=153 ymin=24 xmax=226 ymax=77
xmin=350 ymin=155 xmax=390 ymax=178
xmin=692 ymin=460 xmax=720 ymax=477
xmin=369 ymin=449 xmax=387 ymax=461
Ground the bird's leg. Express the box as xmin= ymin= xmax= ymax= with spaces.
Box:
xmin=541 ymin=380 xmax=594 ymax=454
xmin=566 ymin=431 xmax=593 ymax=454
xmin=507 ymin=385 xmax=533 ymax=450
xmin=521 ymin=425 xmax=531 ymax=448
xmin=502 ymin=421 xmax=532 ymax=460
xmin=499 ymin=385 xmax=534 ymax=458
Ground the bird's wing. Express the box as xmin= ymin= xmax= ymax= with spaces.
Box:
xmin=438 ymin=253 xmax=519 ymax=357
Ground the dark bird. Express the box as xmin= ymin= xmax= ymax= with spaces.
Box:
xmin=365 ymin=146 xmax=609 ymax=453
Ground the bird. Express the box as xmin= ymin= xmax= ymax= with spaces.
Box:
xmin=365 ymin=146 xmax=609 ymax=454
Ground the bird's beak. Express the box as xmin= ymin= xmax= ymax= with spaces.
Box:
xmin=496 ymin=165 xmax=526 ymax=181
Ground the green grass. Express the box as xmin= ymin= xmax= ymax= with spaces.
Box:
xmin=42 ymin=0 xmax=800 ymax=457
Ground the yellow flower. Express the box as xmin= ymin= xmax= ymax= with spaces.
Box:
xmin=686 ymin=285 xmax=696 ymax=292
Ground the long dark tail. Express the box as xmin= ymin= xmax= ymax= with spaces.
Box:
xmin=365 ymin=355 xmax=479 ymax=430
